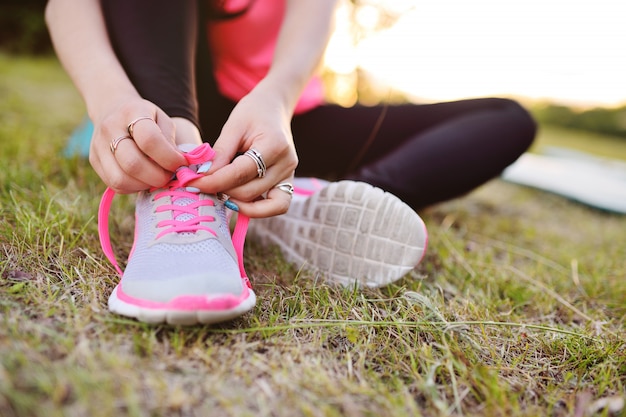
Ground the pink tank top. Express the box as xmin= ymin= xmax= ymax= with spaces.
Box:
xmin=206 ymin=0 xmax=324 ymax=114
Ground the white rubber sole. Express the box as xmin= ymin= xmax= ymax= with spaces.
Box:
xmin=108 ymin=285 xmax=257 ymax=326
xmin=249 ymin=181 xmax=428 ymax=288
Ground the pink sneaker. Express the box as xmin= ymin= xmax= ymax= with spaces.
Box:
xmin=98 ymin=144 xmax=255 ymax=325
xmin=249 ymin=179 xmax=428 ymax=288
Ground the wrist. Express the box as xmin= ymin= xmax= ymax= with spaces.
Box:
xmin=73 ymin=59 xmax=139 ymax=123
xmin=254 ymin=74 xmax=304 ymax=118
xmin=85 ymin=88 xmax=140 ymax=124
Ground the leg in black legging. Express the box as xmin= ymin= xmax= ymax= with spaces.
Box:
xmin=291 ymin=98 xmax=536 ymax=209
xmin=101 ymin=0 xmax=232 ymax=141
xmin=101 ymin=0 xmax=200 ymax=127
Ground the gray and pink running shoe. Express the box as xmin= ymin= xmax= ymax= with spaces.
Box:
xmin=98 ymin=143 xmax=255 ymax=325
xmin=249 ymin=178 xmax=428 ymax=288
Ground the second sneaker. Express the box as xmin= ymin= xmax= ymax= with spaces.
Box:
xmin=249 ymin=179 xmax=428 ymax=288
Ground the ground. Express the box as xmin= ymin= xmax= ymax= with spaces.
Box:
xmin=0 ymin=54 xmax=625 ymax=417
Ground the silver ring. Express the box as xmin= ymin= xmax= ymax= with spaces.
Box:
xmin=274 ymin=182 xmax=294 ymax=196
xmin=244 ymin=148 xmax=267 ymax=178
xmin=110 ymin=135 xmax=133 ymax=154
xmin=127 ymin=116 xmax=153 ymax=138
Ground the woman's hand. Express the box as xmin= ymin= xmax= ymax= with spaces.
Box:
xmin=89 ymin=97 xmax=188 ymax=194
xmin=189 ymin=81 xmax=298 ymax=218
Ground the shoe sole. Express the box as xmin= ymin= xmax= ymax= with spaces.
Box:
xmin=108 ymin=286 xmax=257 ymax=326
xmin=250 ymin=181 xmax=428 ymax=288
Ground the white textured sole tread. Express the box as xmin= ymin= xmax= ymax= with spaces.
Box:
xmin=108 ymin=286 xmax=257 ymax=326
xmin=250 ymin=181 xmax=427 ymax=287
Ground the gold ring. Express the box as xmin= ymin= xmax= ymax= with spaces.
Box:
xmin=110 ymin=135 xmax=134 ymax=154
xmin=127 ymin=116 xmax=153 ymax=138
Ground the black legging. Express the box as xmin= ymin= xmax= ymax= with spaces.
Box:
xmin=102 ymin=0 xmax=537 ymax=210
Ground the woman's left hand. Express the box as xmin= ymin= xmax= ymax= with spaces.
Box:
xmin=188 ymin=81 xmax=298 ymax=218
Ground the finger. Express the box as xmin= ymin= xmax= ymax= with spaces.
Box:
xmin=224 ymin=165 xmax=296 ymax=202
xmin=111 ymin=137 xmax=173 ymax=188
xmin=128 ymin=111 xmax=186 ymax=171
xmin=230 ymin=186 xmax=292 ymax=218
xmin=153 ymin=106 xmax=176 ymax=142
xmin=223 ymin=145 xmax=296 ymax=201
xmin=209 ymin=121 xmax=247 ymax=171
xmin=189 ymin=152 xmax=265 ymax=195
xmin=89 ymin=139 xmax=151 ymax=194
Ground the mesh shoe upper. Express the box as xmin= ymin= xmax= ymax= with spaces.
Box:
xmin=98 ymin=143 xmax=252 ymax=310
xmin=119 ymin=188 xmax=244 ymax=302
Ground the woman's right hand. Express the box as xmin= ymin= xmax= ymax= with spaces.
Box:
xmin=89 ymin=97 xmax=188 ymax=194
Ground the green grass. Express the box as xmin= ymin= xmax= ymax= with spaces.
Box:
xmin=533 ymin=123 xmax=626 ymax=161
xmin=1 ymin=53 xmax=625 ymax=417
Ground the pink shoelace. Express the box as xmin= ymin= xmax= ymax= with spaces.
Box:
xmin=97 ymin=143 xmax=250 ymax=283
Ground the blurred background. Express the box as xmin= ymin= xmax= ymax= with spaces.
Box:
xmin=325 ymin=0 xmax=626 ymax=106
xmin=2 ymin=0 xmax=626 ymax=151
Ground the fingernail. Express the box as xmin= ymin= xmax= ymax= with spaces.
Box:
xmin=198 ymin=161 xmax=212 ymax=173
xmin=224 ymin=200 xmax=239 ymax=212
xmin=185 ymin=186 xmax=200 ymax=193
